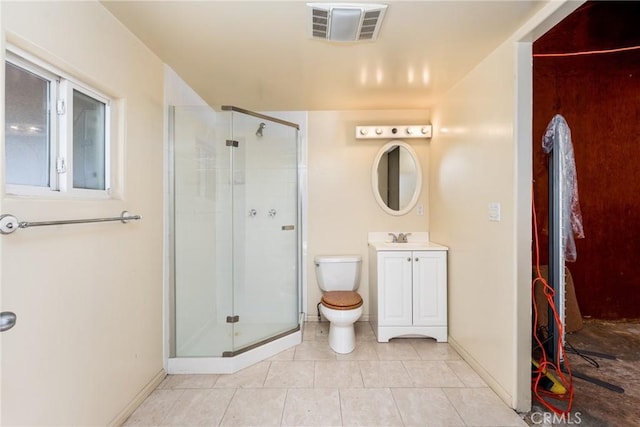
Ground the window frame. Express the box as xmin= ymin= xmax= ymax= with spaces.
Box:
xmin=5 ymin=47 xmax=112 ymax=198
xmin=5 ymin=53 xmax=59 ymax=195
xmin=59 ymin=80 xmax=112 ymax=195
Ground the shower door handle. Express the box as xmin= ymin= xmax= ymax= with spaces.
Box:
xmin=282 ymin=225 xmax=295 ymax=231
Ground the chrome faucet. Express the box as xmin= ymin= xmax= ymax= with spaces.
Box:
xmin=388 ymin=233 xmax=398 ymax=243
xmin=397 ymin=233 xmax=411 ymax=243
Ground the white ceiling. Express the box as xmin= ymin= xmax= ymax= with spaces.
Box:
xmin=101 ymin=0 xmax=545 ymax=111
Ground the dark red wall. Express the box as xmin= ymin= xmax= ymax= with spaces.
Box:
xmin=533 ymin=1 xmax=640 ymax=319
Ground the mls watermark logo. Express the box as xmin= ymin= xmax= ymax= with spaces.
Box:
xmin=528 ymin=411 xmax=583 ymax=425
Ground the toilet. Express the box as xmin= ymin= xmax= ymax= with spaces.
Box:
xmin=314 ymin=255 xmax=363 ymax=354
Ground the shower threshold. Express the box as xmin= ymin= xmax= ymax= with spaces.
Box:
xmin=167 ymin=316 xmax=303 ymax=375
xmin=222 ymin=325 xmax=300 ymax=357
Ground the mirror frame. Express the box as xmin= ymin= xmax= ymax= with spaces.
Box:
xmin=371 ymin=140 xmax=422 ymax=216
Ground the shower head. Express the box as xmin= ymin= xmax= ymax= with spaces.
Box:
xmin=256 ymin=122 xmax=266 ymax=137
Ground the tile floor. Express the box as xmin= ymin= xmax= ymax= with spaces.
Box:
xmin=124 ymin=322 xmax=526 ymax=426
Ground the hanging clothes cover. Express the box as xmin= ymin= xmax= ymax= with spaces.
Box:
xmin=542 ymin=114 xmax=585 ymax=262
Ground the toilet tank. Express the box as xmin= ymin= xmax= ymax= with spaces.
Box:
xmin=314 ymin=255 xmax=362 ymax=292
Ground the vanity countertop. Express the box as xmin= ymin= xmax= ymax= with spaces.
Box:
xmin=367 ymin=231 xmax=448 ymax=251
xmin=368 ymin=241 xmax=449 ymax=251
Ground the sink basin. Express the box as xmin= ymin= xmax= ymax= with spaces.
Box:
xmin=369 ymin=241 xmax=448 ymax=251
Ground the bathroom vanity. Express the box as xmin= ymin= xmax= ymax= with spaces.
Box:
xmin=368 ymin=232 xmax=448 ymax=342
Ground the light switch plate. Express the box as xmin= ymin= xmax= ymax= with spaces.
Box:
xmin=488 ymin=202 xmax=501 ymax=222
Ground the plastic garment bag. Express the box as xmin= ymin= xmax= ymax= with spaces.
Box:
xmin=542 ymin=114 xmax=585 ymax=262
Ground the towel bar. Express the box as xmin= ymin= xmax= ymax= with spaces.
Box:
xmin=0 ymin=211 xmax=142 ymax=235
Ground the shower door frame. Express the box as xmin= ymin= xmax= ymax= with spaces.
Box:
xmin=221 ymin=105 xmax=302 ymax=357
xmin=168 ymin=105 xmax=304 ymax=362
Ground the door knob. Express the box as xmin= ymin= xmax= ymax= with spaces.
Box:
xmin=0 ymin=311 xmax=17 ymax=332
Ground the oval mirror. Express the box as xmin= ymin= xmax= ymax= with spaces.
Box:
xmin=371 ymin=140 xmax=422 ymax=216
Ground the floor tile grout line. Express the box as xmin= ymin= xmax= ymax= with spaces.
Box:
xmin=441 ymin=387 xmax=470 ymax=427
xmin=446 ymin=359 xmax=471 ymax=388
xmin=156 ymin=388 xmax=186 ymax=426
xmin=210 ymin=373 xmax=220 ymax=389
xmin=313 ymin=360 xmax=317 ymax=388
xmin=337 ymin=388 xmax=344 ymax=427
xmin=279 ymin=388 xmax=289 ymax=427
xmin=356 ymin=359 xmax=366 ymax=389
xmin=262 ymin=360 xmax=273 ymax=387
xmin=389 ymin=387 xmax=408 ymax=427
xmin=399 ymin=360 xmax=418 ymax=388
xmin=217 ymin=387 xmax=238 ymax=427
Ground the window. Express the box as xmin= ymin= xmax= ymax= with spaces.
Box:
xmin=5 ymin=49 xmax=111 ymax=196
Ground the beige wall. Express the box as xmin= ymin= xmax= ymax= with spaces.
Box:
xmin=429 ymin=40 xmax=523 ymax=408
xmin=428 ymin=0 xmax=582 ymax=412
xmin=1 ymin=2 xmax=164 ymax=425
xmin=307 ymin=110 xmax=430 ymax=318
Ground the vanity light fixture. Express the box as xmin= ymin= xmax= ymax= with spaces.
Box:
xmin=356 ymin=125 xmax=432 ymax=139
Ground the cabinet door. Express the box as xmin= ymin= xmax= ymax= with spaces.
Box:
xmin=378 ymin=252 xmax=413 ymax=326
xmin=412 ymin=251 xmax=447 ymax=326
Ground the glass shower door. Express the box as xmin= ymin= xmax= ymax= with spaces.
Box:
xmin=172 ymin=106 xmax=233 ymax=357
xmin=228 ymin=109 xmax=300 ymax=353
xmin=171 ymin=105 xmax=299 ymax=359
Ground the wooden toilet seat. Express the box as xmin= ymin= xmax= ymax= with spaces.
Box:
xmin=321 ymin=291 xmax=363 ymax=310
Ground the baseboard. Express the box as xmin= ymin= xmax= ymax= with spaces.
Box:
xmin=109 ymin=369 xmax=166 ymax=427
xmin=447 ymin=335 xmax=515 ymax=409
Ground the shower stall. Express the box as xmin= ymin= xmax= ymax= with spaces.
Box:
xmin=168 ymin=105 xmax=302 ymax=372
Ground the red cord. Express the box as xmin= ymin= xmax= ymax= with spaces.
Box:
xmin=533 ymin=44 xmax=640 ymax=58
xmin=531 ymin=190 xmax=575 ymax=414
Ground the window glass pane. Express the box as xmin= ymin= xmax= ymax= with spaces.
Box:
xmin=5 ymin=61 xmax=50 ymax=187
xmin=73 ymin=89 xmax=105 ymax=190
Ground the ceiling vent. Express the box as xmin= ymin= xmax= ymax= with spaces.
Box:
xmin=307 ymin=3 xmax=388 ymax=42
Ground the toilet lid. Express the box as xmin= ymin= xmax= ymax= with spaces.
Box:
xmin=321 ymin=291 xmax=363 ymax=310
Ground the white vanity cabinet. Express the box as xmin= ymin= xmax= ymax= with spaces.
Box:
xmin=369 ymin=245 xmax=448 ymax=342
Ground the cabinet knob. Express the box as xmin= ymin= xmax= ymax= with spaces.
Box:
xmin=415 ymin=257 xmax=419 ymax=262
xmin=407 ymin=257 xmax=411 ymax=262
